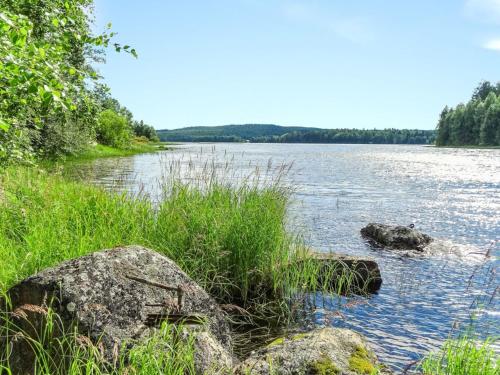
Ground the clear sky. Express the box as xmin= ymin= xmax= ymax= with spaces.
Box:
xmin=94 ymin=0 xmax=500 ymax=130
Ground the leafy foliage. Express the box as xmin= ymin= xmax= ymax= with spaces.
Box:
xmin=436 ymin=81 xmax=500 ymax=146
xmin=96 ymin=109 xmax=132 ymax=148
xmin=158 ymin=124 xmax=436 ymax=144
xmin=0 ymin=0 xmax=145 ymax=166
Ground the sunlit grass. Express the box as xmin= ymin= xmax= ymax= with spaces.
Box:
xmin=419 ymin=336 xmax=499 ymax=375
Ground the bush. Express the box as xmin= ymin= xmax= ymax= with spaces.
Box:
xmin=96 ymin=109 xmax=133 ymax=148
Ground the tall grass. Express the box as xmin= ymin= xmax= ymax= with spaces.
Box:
xmin=419 ymin=336 xmax=499 ymax=375
xmin=0 ymin=166 xmax=293 ymax=304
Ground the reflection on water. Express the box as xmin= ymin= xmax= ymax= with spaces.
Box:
xmin=68 ymin=143 xmax=499 ymax=371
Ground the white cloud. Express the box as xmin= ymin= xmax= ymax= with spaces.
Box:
xmin=483 ymin=38 xmax=500 ymax=50
xmin=465 ymin=0 xmax=500 ymax=22
xmin=281 ymin=2 xmax=374 ymax=44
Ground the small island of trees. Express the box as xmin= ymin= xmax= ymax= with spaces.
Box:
xmin=436 ymin=81 xmax=500 ymax=147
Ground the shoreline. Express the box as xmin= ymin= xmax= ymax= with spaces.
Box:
xmin=38 ymin=142 xmax=173 ymax=169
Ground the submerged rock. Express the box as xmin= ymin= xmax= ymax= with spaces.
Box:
xmin=234 ymin=328 xmax=392 ymax=374
xmin=298 ymin=252 xmax=382 ymax=294
xmin=361 ymin=223 xmax=433 ymax=252
xmin=3 ymin=245 xmax=232 ymax=374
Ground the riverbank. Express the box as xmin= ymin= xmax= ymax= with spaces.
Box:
xmin=63 ymin=142 xmax=172 ymax=162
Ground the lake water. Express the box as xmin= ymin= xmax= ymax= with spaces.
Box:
xmin=70 ymin=143 xmax=500 ymax=371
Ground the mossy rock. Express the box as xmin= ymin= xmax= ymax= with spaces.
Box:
xmin=234 ymin=328 xmax=393 ymax=374
xmin=310 ymin=355 xmax=341 ymax=374
xmin=266 ymin=332 xmax=311 ymax=348
xmin=348 ymin=346 xmax=377 ymax=374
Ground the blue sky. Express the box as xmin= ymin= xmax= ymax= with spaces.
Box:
xmin=94 ymin=0 xmax=500 ymax=130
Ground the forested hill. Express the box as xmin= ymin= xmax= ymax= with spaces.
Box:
xmin=436 ymin=81 xmax=500 ymax=146
xmin=158 ymin=124 xmax=436 ymax=144
xmin=157 ymin=124 xmax=319 ymax=142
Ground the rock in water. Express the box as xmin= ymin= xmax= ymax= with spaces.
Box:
xmin=361 ymin=223 xmax=433 ymax=251
xmin=297 ymin=252 xmax=382 ymax=294
xmin=3 ymin=245 xmax=232 ymax=373
xmin=234 ymin=328 xmax=392 ymax=374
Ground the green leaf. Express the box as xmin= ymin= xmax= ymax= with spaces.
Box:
xmin=131 ymin=49 xmax=138 ymax=58
xmin=52 ymin=18 xmax=59 ymax=27
xmin=0 ymin=118 xmax=10 ymax=132
xmin=0 ymin=13 xmax=14 ymax=27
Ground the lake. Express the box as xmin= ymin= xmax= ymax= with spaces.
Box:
xmin=69 ymin=143 xmax=500 ymax=371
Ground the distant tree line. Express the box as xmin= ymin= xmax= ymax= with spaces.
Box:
xmin=436 ymin=81 xmax=500 ymax=146
xmin=264 ymin=128 xmax=435 ymax=144
xmin=159 ymin=125 xmax=435 ymax=144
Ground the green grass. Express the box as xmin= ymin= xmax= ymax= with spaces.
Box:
xmin=0 ymin=167 xmax=276 ymax=301
xmin=61 ymin=142 xmax=170 ymax=162
xmin=419 ymin=336 xmax=499 ymax=375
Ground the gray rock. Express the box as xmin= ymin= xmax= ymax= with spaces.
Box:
xmin=3 ymin=245 xmax=232 ymax=374
xmin=191 ymin=330 xmax=234 ymax=374
xmin=234 ymin=328 xmax=392 ymax=374
xmin=361 ymin=223 xmax=433 ymax=252
xmin=297 ymin=252 xmax=382 ymax=294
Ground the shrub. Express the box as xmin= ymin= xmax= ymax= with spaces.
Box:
xmin=96 ymin=109 xmax=132 ymax=148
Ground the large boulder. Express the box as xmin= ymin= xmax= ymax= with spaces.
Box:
xmin=297 ymin=252 xmax=382 ymax=294
xmin=361 ymin=223 xmax=433 ymax=252
xmin=234 ymin=328 xmax=392 ymax=374
xmin=3 ymin=245 xmax=232 ymax=374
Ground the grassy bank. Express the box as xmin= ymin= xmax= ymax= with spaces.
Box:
xmin=61 ymin=142 xmax=171 ymax=163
